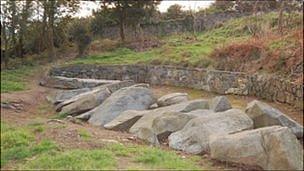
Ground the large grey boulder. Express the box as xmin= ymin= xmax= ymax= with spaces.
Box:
xmin=129 ymin=99 xmax=210 ymax=145
xmin=152 ymin=112 xmax=194 ymax=143
xmin=55 ymin=80 xmax=134 ymax=112
xmin=245 ymin=100 xmax=303 ymax=138
xmin=157 ymin=93 xmax=189 ymax=107
xmin=185 ymin=109 xmax=215 ymax=118
xmin=104 ymin=110 xmax=149 ymax=131
xmin=209 ymin=96 xmax=232 ymax=112
xmin=209 ymin=126 xmax=303 ymax=170
xmin=60 ymin=88 xmax=111 ymax=116
xmin=40 ymin=76 xmax=120 ymax=89
xmin=49 ymin=88 xmax=92 ymax=104
xmin=88 ymin=87 xmax=156 ymax=126
xmin=168 ymin=109 xmax=253 ymax=154
xmin=102 ymin=80 xmax=135 ymax=93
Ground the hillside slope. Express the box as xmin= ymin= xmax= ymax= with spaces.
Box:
xmin=68 ymin=12 xmax=303 ymax=83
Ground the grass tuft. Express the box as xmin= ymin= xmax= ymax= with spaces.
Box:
xmin=78 ymin=128 xmax=91 ymax=141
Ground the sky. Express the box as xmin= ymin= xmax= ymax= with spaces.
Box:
xmin=76 ymin=0 xmax=215 ymax=18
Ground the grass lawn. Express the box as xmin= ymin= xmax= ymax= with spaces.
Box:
xmin=1 ymin=65 xmax=37 ymax=93
xmin=1 ymin=122 xmax=207 ymax=170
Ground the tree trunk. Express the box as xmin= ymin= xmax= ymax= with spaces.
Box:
xmin=11 ymin=1 xmax=17 ymax=58
xmin=47 ymin=0 xmax=56 ymax=60
xmin=2 ymin=22 xmax=9 ymax=68
xmin=119 ymin=11 xmax=125 ymax=43
xmin=118 ymin=2 xmax=126 ymax=43
xmin=278 ymin=1 xmax=285 ymax=35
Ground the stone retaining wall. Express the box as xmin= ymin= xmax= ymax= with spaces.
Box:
xmin=49 ymin=64 xmax=303 ymax=109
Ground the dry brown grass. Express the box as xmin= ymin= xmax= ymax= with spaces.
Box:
xmin=211 ymin=29 xmax=303 ymax=83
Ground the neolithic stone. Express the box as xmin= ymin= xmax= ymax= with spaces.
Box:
xmin=209 ymin=126 xmax=303 ymax=170
xmin=209 ymin=96 xmax=232 ymax=112
xmin=157 ymin=93 xmax=189 ymax=107
xmin=168 ymin=109 xmax=253 ymax=154
xmin=104 ymin=110 xmax=149 ymax=131
xmin=88 ymin=87 xmax=156 ymax=126
xmin=40 ymin=76 xmax=120 ymax=89
xmin=60 ymin=88 xmax=111 ymax=116
xmin=245 ymin=100 xmax=303 ymax=138
xmin=129 ymin=99 xmax=210 ymax=145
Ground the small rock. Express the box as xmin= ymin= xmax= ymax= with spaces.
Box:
xmin=127 ymin=136 xmax=136 ymax=141
xmin=209 ymin=96 xmax=231 ymax=112
xmin=157 ymin=93 xmax=189 ymax=107
xmin=47 ymin=119 xmax=65 ymax=124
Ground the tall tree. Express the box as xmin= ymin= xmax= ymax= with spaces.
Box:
xmin=7 ymin=0 xmax=18 ymax=57
xmin=99 ymin=0 xmax=161 ymax=42
xmin=166 ymin=4 xmax=185 ymax=20
xmin=40 ymin=0 xmax=80 ymax=59
xmin=1 ymin=1 xmax=10 ymax=67
xmin=18 ymin=0 xmax=33 ymax=58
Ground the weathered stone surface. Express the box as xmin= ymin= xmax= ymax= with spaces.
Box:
xmin=209 ymin=96 xmax=232 ymax=112
xmin=185 ymin=109 xmax=215 ymax=117
xmin=149 ymin=103 xmax=158 ymax=109
xmin=152 ymin=112 xmax=194 ymax=142
xmin=130 ymin=83 xmax=150 ymax=88
xmin=75 ymin=112 xmax=92 ymax=121
xmin=209 ymin=126 xmax=303 ymax=170
xmin=60 ymin=88 xmax=111 ymax=116
xmin=168 ymin=109 xmax=253 ymax=154
xmin=40 ymin=76 xmax=120 ymax=89
xmin=55 ymin=80 xmax=135 ymax=112
xmin=50 ymin=88 xmax=92 ymax=104
xmin=157 ymin=93 xmax=189 ymax=107
xmin=88 ymin=87 xmax=156 ymax=126
xmin=129 ymin=99 xmax=210 ymax=145
xmin=102 ymin=80 xmax=135 ymax=93
xmin=245 ymin=100 xmax=303 ymax=138
xmin=104 ymin=110 xmax=149 ymax=131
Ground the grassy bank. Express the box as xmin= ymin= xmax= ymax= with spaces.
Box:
xmin=1 ymin=122 xmax=206 ymax=170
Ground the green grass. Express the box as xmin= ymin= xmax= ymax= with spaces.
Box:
xmin=19 ymin=149 xmax=117 ymax=170
xmin=27 ymin=122 xmax=46 ymax=133
xmin=134 ymin=146 xmax=200 ymax=170
xmin=105 ymin=143 xmax=202 ymax=170
xmin=1 ymin=122 xmax=207 ymax=170
xmin=78 ymin=128 xmax=91 ymax=141
xmin=0 ymin=122 xmax=58 ymax=167
xmin=1 ymin=65 xmax=37 ymax=93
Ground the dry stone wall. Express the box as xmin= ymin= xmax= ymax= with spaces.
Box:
xmin=49 ymin=64 xmax=303 ymax=109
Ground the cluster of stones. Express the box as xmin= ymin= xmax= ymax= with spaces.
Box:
xmin=41 ymin=76 xmax=303 ymax=170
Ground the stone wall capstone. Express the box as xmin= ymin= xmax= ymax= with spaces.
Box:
xmin=49 ymin=64 xmax=303 ymax=109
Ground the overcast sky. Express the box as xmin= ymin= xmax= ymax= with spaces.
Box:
xmin=76 ymin=0 xmax=215 ymax=18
